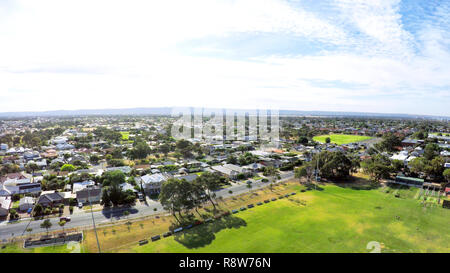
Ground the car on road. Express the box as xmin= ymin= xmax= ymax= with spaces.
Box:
xmin=60 ymin=217 xmax=71 ymax=222
xmin=78 ymin=202 xmax=83 ymax=208
xmin=246 ymin=180 xmax=252 ymax=184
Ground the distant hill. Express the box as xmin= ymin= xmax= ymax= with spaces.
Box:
xmin=0 ymin=107 xmax=448 ymax=120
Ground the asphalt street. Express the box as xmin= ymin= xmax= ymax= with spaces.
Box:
xmin=0 ymin=171 xmax=294 ymax=242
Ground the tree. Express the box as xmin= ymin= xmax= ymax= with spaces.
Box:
xmin=58 ymin=220 xmax=66 ymax=233
xmin=391 ymin=159 xmax=404 ymax=173
xmin=376 ymin=133 xmax=402 ymax=152
xmin=101 ymin=170 xmax=126 ymax=187
xmin=123 ymin=210 xmax=130 ymax=219
xmin=297 ymin=136 xmax=308 ymax=145
xmin=40 ymin=219 xmax=52 ymax=235
xmin=361 ymin=154 xmax=392 ymax=183
xmin=424 ymin=143 xmax=440 ymax=161
xmin=227 ymin=155 xmax=238 ymax=165
xmin=444 ymin=169 xmax=450 ymax=183
xmin=194 ymin=172 xmax=224 ymax=211
xmin=33 ymin=204 xmax=43 ymax=217
xmin=263 ymin=166 xmax=279 ymax=190
xmin=25 ymin=163 xmax=39 ymax=174
xmin=130 ymin=141 xmax=151 ymax=160
xmin=9 ymin=208 xmax=18 ymax=220
xmin=313 ymin=151 xmax=353 ymax=179
xmin=61 ymin=164 xmax=76 ymax=172
xmin=108 ymin=159 xmax=125 ymax=167
xmin=159 ymin=178 xmax=184 ymax=223
xmin=90 ymin=155 xmax=100 ymax=165
xmin=325 ymin=137 xmax=331 ymax=144
xmin=158 ymin=143 xmax=171 ymax=156
xmin=425 ymin=156 xmax=445 ymax=180
xmin=294 ymin=166 xmax=307 ymax=182
xmin=409 ymin=157 xmax=427 ymax=175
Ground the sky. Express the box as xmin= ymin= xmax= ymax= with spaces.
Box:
xmin=0 ymin=0 xmax=449 ymax=116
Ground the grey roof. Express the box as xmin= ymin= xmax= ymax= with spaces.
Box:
xmin=76 ymin=187 xmax=102 ymax=199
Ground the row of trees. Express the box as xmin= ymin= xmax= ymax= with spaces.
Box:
xmin=159 ymin=172 xmax=227 ymax=224
xmin=295 ymin=151 xmax=358 ymax=181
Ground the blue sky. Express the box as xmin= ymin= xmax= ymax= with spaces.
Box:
xmin=0 ymin=0 xmax=449 ymax=116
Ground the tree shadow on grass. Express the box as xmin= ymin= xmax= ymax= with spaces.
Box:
xmin=173 ymin=216 xmax=247 ymax=249
xmin=334 ymin=182 xmax=381 ymax=191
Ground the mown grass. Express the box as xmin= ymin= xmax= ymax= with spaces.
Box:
xmin=129 ymin=185 xmax=450 ymax=253
xmin=120 ymin=132 xmax=130 ymax=140
xmin=0 ymin=242 xmax=86 ymax=253
xmin=313 ymin=134 xmax=373 ymax=145
xmin=5 ymin=181 xmax=449 ymax=253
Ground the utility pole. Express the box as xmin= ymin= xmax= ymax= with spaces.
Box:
xmin=87 ymin=186 xmax=101 ymax=253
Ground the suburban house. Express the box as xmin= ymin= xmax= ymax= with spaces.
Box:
xmin=76 ymin=187 xmax=102 ymax=204
xmin=174 ymin=174 xmax=199 ymax=183
xmin=18 ymin=197 xmax=35 ymax=212
xmin=0 ymin=196 xmax=12 ymax=217
xmin=401 ymin=139 xmax=421 ymax=147
xmin=73 ymin=180 xmax=96 ymax=193
xmin=0 ymin=176 xmax=41 ymax=196
xmin=120 ymin=183 xmax=137 ymax=193
xmin=139 ymin=173 xmax=172 ymax=194
xmin=211 ymin=164 xmax=253 ymax=180
xmin=37 ymin=192 xmax=64 ymax=207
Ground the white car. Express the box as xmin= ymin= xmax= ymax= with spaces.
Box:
xmin=78 ymin=202 xmax=83 ymax=208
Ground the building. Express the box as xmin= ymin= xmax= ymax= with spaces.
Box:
xmin=18 ymin=197 xmax=35 ymax=212
xmin=76 ymin=187 xmax=102 ymax=204
xmin=72 ymin=180 xmax=96 ymax=193
xmin=37 ymin=192 xmax=64 ymax=207
xmin=401 ymin=139 xmax=420 ymax=147
xmin=211 ymin=164 xmax=253 ymax=180
xmin=0 ymin=176 xmax=41 ymax=196
xmin=0 ymin=196 xmax=12 ymax=217
xmin=393 ymin=175 xmax=424 ymax=187
xmin=139 ymin=173 xmax=171 ymax=194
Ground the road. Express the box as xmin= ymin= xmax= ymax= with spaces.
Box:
xmin=0 ymin=171 xmax=294 ymax=242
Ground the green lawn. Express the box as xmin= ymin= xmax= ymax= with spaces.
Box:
xmin=120 ymin=131 xmax=130 ymax=140
xmin=131 ymin=185 xmax=450 ymax=253
xmin=430 ymin=132 xmax=450 ymax=136
xmin=0 ymin=243 xmax=85 ymax=253
xmin=313 ymin=134 xmax=373 ymax=145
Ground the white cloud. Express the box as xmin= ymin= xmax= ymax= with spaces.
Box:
xmin=0 ymin=0 xmax=448 ymax=116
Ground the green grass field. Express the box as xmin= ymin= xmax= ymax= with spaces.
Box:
xmin=430 ymin=132 xmax=450 ymax=136
xmin=313 ymin=134 xmax=373 ymax=145
xmin=129 ymin=185 xmax=450 ymax=253
xmin=0 ymin=243 xmax=85 ymax=253
xmin=120 ymin=131 xmax=130 ymax=140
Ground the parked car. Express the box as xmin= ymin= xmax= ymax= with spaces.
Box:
xmin=138 ymin=193 xmax=144 ymax=201
xmin=78 ymin=202 xmax=83 ymax=208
